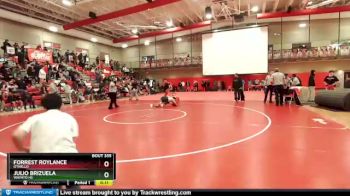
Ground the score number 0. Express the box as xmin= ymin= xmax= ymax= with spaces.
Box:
xmin=104 ymin=161 xmax=109 ymax=178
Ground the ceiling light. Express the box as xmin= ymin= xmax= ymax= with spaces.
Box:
xmin=176 ymin=37 xmax=182 ymax=42
xmin=131 ymin=28 xmax=138 ymax=34
xmin=273 ymin=33 xmax=281 ymax=36
xmin=205 ymin=6 xmax=213 ymax=20
xmin=299 ymin=23 xmax=307 ymax=28
xmin=251 ymin=6 xmax=259 ymax=13
xmin=44 ymin=42 xmax=52 ymax=47
xmin=48 ymin=26 xmax=58 ymax=32
xmin=166 ymin=20 xmax=173 ymax=27
xmin=90 ymin=38 xmax=97 ymax=42
xmin=307 ymin=1 xmax=313 ymax=6
xmin=144 ymin=40 xmax=150 ymax=46
xmin=307 ymin=0 xmax=333 ymax=8
xmin=205 ymin=13 xmax=213 ymax=20
xmin=122 ymin=44 xmax=128 ymax=48
xmin=62 ymin=0 xmax=73 ymax=6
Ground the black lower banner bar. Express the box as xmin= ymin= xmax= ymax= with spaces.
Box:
xmin=1 ymin=189 xmax=346 ymax=195
xmin=10 ymin=180 xmax=96 ymax=186
xmin=59 ymin=189 xmax=194 ymax=196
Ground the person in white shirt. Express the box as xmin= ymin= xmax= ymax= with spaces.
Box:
xmin=12 ymin=93 xmax=79 ymax=189
xmin=264 ymin=71 xmax=274 ymax=103
xmin=291 ymin=74 xmax=301 ymax=86
xmin=63 ymin=83 xmax=73 ymax=104
xmin=38 ymin=67 xmax=46 ymax=83
xmin=48 ymin=80 xmax=58 ymax=94
xmin=271 ymin=68 xmax=285 ymax=106
xmin=12 ymin=93 xmax=79 ymax=153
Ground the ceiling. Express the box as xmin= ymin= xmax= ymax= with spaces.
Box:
xmin=1 ymin=0 xmax=350 ymax=43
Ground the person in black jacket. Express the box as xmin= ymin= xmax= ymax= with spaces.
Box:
xmin=308 ymin=70 xmax=316 ymax=102
xmin=233 ymin=74 xmax=245 ymax=102
xmin=1 ymin=39 xmax=11 ymax=55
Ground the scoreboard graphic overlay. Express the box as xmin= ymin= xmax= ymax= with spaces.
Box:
xmin=7 ymin=153 xmax=116 ymax=186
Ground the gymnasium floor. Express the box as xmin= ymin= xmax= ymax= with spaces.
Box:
xmin=0 ymin=91 xmax=350 ymax=189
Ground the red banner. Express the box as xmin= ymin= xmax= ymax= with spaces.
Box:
xmin=28 ymin=49 xmax=53 ymax=63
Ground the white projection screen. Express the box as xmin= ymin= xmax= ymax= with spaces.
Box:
xmin=202 ymin=26 xmax=268 ymax=75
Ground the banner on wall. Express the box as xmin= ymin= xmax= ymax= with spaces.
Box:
xmin=6 ymin=47 xmax=15 ymax=55
xmin=28 ymin=48 xmax=53 ymax=63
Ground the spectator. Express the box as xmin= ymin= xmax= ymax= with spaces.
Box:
xmin=233 ymin=74 xmax=245 ymax=102
xmin=1 ymin=39 xmax=12 ymax=55
xmin=264 ymin=71 xmax=274 ymax=103
xmin=39 ymin=67 xmax=47 ymax=83
xmin=48 ymin=81 xmax=58 ymax=94
xmin=308 ymin=70 xmax=316 ymax=102
xmin=271 ymin=68 xmax=285 ymax=106
xmin=193 ymin=80 xmax=198 ymax=92
xmin=324 ymin=70 xmax=339 ymax=90
xmin=291 ymin=74 xmax=302 ymax=86
xmin=63 ymin=82 xmax=73 ymax=105
xmin=33 ymin=59 xmax=41 ymax=82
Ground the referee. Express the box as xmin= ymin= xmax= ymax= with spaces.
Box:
xmin=108 ymin=79 xmax=119 ymax=109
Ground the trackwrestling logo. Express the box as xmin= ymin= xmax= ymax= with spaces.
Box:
xmin=5 ymin=189 xmax=11 ymax=196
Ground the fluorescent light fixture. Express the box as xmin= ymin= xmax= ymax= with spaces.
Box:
xmin=144 ymin=40 xmax=150 ymax=46
xmin=44 ymin=42 xmax=52 ymax=47
xmin=307 ymin=1 xmax=313 ymax=6
xmin=299 ymin=23 xmax=307 ymax=28
xmin=307 ymin=0 xmax=333 ymax=9
xmin=166 ymin=20 xmax=173 ymax=27
xmin=176 ymin=37 xmax=182 ymax=42
xmin=205 ymin=13 xmax=213 ymax=20
xmin=90 ymin=37 xmax=97 ymax=42
xmin=122 ymin=44 xmax=128 ymax=48
xmin=48 ymin=26 xmax=58 ymax=32
xmin=62 ymin=0 xmax=73 ymax=6
xmin=205 ymin=6 xmax=213 ymax=20
xmin=131 ymin=28 xmax=138 ymax=34
xmin=273 ymin=33 xmax=281 ymax=36
xmin=251 ymin=6 xmax=259 ymax=13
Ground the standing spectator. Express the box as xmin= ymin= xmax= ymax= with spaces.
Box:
xmin=129 ymin=79 xmax=139 ymax=101
xmin=14 ymin=42 xmax=19 ymax=55
xmin=308 ymin=70 xmax=316 ymax=102
xmin=271 ymin=68 xmax=285 ymax=106
xmin=324 ymin=70 xmax=339 ymax=90
xmin=39 ymin=66 xmax=47 ymax=83
xmin=233 ymin=74 xmax=245 ymax=102
xmin=64 ymin=50 xmax=70 ymax=63
xmin=193 ymin=80 xmax=198 ymax=92
xmin=33 ymin=59 xmax=41 ymax=82
xmin=1 ymin=39 xmax=12 ymax=55
xmin=63 ymin=83 xmax=73 ymax=105
xmin=264 ymin=71 xmax=274 ymax=103
xmin=186 ymin=81 xmax=191 ymax=92
xmin=48 ymin=81 xmax=58 ymax=94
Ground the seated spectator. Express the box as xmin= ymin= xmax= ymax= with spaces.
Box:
xmin=324 ymin=70 xmax=339 ymax=90
xmin=4 ymin=91 xmax=23 ymax=111
xmin=291 ymin=74 xmax=302 ymax=86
